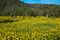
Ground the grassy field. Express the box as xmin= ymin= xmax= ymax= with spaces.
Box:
xmin=0 ymin=16 xmax=60 ymax=40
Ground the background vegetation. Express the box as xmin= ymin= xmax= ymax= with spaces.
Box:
xmin=0 ymin=0 xmax=60 ymax=17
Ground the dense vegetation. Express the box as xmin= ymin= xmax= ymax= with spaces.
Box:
xmin=0 ymin=0 xmax=60 ymax=17
xmin=0 ymin=0 xmax=60 ymax=40
xmin=0 ymin=16 xmax=60 ymax=40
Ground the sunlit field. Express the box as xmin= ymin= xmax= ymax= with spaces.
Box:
xmin=0 ymin=16 xmax=60 ymax=40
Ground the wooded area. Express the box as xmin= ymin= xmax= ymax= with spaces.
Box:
xmin=0 ymin=0 xmax=60 ymax=18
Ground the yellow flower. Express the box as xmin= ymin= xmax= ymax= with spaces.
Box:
xmin=7 ymin=36 xmax=10 ymax=38
xmin=16 ymin=37 xmax=19 ymax=40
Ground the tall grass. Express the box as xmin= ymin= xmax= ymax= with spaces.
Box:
xmin=0 ymin=16 xmax=60 ymax=40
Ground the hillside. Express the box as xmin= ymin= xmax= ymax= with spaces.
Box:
xmin=0 ymin=0 xmax=28 ymax=16
xmin=29 ymin=4 xmax=60 ymax=17
xmin=0 ymin=0 xmax=60 ymax=17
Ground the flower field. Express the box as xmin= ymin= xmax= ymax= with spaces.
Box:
xmin=0 ymin=16 xmax=60 ymax=40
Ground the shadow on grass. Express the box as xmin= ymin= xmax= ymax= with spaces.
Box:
xmin=0 ymin=20 xmax=18 ymax=23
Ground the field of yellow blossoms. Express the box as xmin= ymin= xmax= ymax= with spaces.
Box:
xmin=0 ymin=16 xmax=60 ymax=40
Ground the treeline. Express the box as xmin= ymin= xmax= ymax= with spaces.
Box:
xmin=0 ymin=0 xmax=60 ymax=17
xmin=1 ymin=5 xmax=60 ymax=17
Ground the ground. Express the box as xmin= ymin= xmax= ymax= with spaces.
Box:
xmin=0 ymin=16 xmax=60 ymax=40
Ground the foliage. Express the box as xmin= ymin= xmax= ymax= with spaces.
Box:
xmin=0 ymin=16 xmax=60 ymax=40
xmin=0 ymin=0 xmax=60 ymax=17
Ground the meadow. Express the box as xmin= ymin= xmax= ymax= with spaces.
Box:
xmin=0 ymin=16 xmax=60 ymax=40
